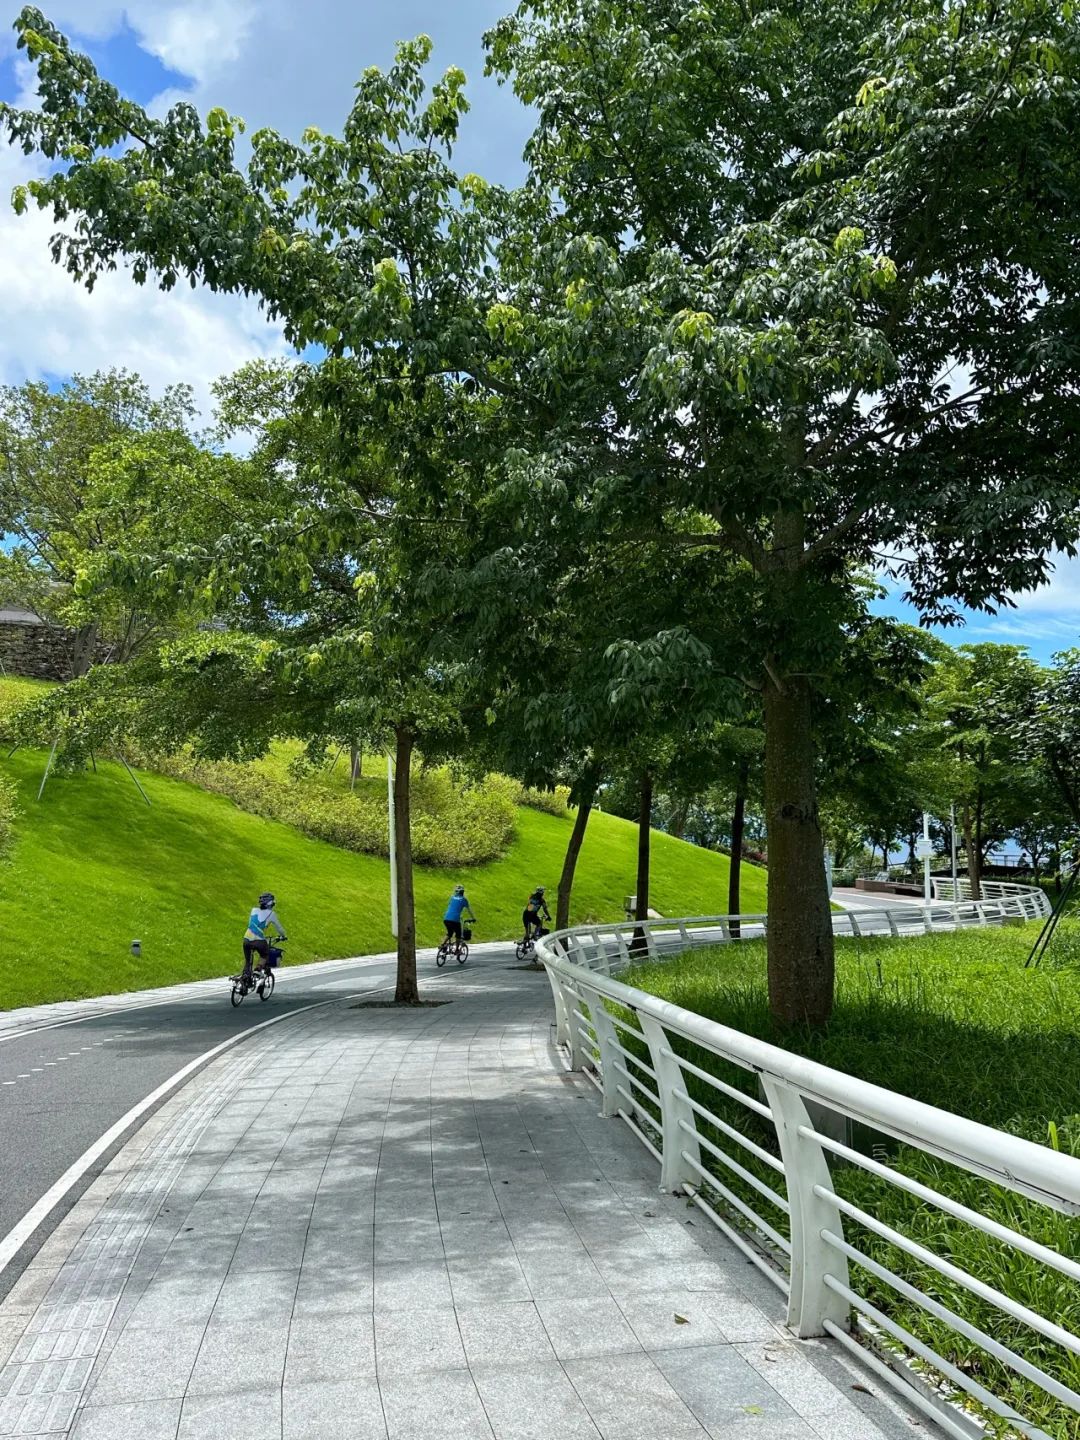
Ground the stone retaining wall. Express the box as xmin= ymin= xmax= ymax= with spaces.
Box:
xmin=0 ymin=621 xmax=78 ymax=680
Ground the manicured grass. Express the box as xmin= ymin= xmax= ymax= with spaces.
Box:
xmin=625 ymin=929 xmax=1080 ymax=1438
xmin=0 ymin=746 xmax=762 ymax=1010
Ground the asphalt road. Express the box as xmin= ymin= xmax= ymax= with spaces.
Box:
xmin=0 ymin=945 xmax=519 ymax=1298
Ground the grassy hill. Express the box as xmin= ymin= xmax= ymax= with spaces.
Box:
xmin=0 ymin=743 xmax=765 ymax=1010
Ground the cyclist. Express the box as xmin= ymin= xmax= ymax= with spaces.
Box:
xmin=522 ymin=886 xmax=551 ymax=945
xmin=443 ymin=884 xmax=476 ymax=948
xmin=240 ymin=892 xmax=288 ymax=983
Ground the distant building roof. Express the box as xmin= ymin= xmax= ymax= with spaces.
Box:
xmin=0 ymin=605 xmax=44 ymax=625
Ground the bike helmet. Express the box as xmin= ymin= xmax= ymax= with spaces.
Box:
xmin=454 ymin=884 xmax=465 ymax=896
xmin=535 ymin=886 xmax=546 ymax=895
xmin=259 ymin=892 xmax=276 ymax=908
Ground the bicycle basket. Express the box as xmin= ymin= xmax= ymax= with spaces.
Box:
xmin=462 ymin=926 xmax=473 ymax=942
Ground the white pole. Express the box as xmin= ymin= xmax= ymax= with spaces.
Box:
xmin=922 ymin=811 xmax=932 ymax=909
xmin=36 ymin=736 xmax=58 ymax=802
xmin=387 ymin=750 xmax=398 ymax=939
xmin=950 ymin=801 xmax=958 ymax=897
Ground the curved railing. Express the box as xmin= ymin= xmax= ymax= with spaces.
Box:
xmin=537 ymin=884 xmax=1077 ymax=1440
xmin=932 ymin=877 xmax=1050 ymax=910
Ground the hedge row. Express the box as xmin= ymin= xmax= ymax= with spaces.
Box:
xmin=141 ymin=749 xmax=522 ymax=867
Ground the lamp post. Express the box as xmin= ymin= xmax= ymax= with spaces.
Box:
xmin=387 ymin=751 xmax=398 ymax=938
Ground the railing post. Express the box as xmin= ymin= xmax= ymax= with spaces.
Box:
xmin=761 ymin=1077 xmax=850 ymax=1339
xmin=563 ymin=975 xmax=591 ymax=1071
xmin=588 ymin=998 xmax=623 ymax=1119
xmin=548 ymin=966 xmax=589 ymax=1070
xmin=545 ymin=964 xmax=570 ymax=1047
xmin=637 ymin=1014 xmax=700 ymax=1193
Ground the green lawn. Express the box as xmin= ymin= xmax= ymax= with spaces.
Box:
xmin=0 ymin=746 xmax=763 ymax=1010
xmin=625 ymin=929 xmax=1080 ymax=1439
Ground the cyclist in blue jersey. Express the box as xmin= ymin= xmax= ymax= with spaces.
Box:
xmin=241 ymin=892 xmax=288 ymax=982
xmin=443 ymin=884 xmax=476 ymax=946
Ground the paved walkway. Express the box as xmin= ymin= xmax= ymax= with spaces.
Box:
xmin=0 ymin=962 xmax=931 ymax=1440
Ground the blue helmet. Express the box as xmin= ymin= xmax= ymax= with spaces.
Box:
xmin=259 ymin=892 xmax=275 ymax=908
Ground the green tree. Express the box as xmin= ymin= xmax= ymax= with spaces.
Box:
xmin=1021 ymin=651 xmax=1080 ymax=832
xmin=486 ymin=0 xmax=1080 ymax=1023
xmin=921 ymin=644 xmax=1043 ymax=898
xmin=0 ymin=370 xmax=218 ymax=675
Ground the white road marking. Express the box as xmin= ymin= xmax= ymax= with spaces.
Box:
xmin=0 ymin=951 xmax=397 ymax=1046
xmin=0 ymin=985 xmax=389 ymax=1282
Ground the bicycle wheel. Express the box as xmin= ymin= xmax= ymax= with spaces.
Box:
xmin=457 ymin=943 xmax=469 ymax=965
xmin=258 ymin=969 xmax=275 ymax=1001
xmin=436 ymin=944 xmax=448 ymax=968
xmin=230 ymin=981 xmax=245 ymax=1007
xmin=515 ymin=940 xmax=528 ymax=961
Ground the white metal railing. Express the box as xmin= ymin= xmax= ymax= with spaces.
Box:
xmin=932 ymin=877 xmax=1051 ymax=916
xmin=538 ymin=885 xmax=1076 ymax=1440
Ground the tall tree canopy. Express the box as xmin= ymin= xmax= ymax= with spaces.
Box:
xmin=485 ymin=0 xmax=1080 ymax=1020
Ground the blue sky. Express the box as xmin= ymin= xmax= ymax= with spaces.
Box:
xmin=1 ymin=1 xmax=1077 ymax=662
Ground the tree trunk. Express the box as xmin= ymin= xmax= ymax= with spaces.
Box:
xmin=393 ymin=725 xmax=419 ymax=1004
xmin=668 ymin=799 xmax=688 ymax=840
xmin=557 ymin=764 xmax=600 ymax=931
xmin=763 ymin=671 xmax=834 ymax=1028
xmin=962 ymin=802 xmax=980 ymax=901
xmin=632 ymin=769 xmax=653 ymax=953
xmin=350 ymin=740 xmax=362 ymax=791
xmin=70 ymin=621 xmax=99 ymax=679
xmin=728 ymin=759 xmax=749 ymax=939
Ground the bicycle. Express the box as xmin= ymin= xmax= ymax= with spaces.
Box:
xmin=515 ymin=926 xmax=549 ymax=962
xmin=436 ymin=924 xmax=472 ymax=967
xmin=230 ymin=939 xmax=286 ymax=1006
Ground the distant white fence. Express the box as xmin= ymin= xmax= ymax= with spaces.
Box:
xmin=538 ymin=884 xmax=1076 ymax=1440
xmin=932 ymin=877 xmax=1051 ymax=914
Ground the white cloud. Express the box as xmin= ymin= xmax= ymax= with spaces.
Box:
xmin=0 ymin=1 xmax=530 ymax=422
xmin=0 ymin=52 xmax=287 ymax=417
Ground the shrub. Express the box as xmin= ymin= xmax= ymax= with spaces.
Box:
xmin=0 ymin=677 xmax=52 ymax=745
xmin=514 ymin=783 xmax=571 ymax=817
xmin=136 ymin=747 xmax=519 ymax=867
